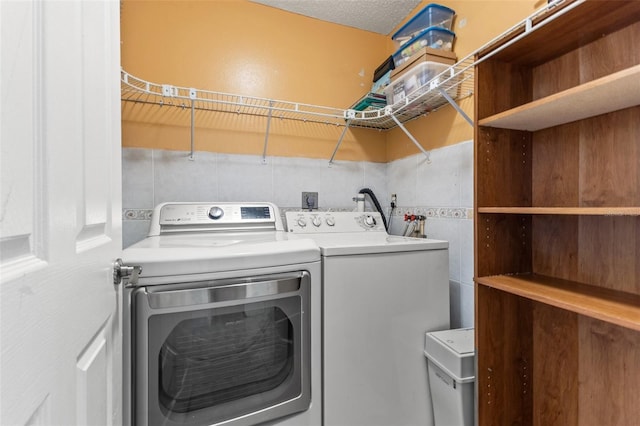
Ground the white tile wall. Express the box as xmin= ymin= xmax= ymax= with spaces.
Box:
xmin=416 ymin=148 xmax=460 ymax=207
xmin=122 ymin=148 xmax=390 ymax=244
xmin=153 ymin=150 xmax=219 ymax=203
xmin=272 ymin=157 xmax=364 ymax=208
xmin=386 ymin=140 xmax=474 ymax=328
xmin=217 ymin=154 xmax=272 ymax=201
xmin=122 ymin=141 xmax=474 ymax=327
xmin=386 ymin=155 xmax=417 ymax=206
xmin=122 ymin=148 xmax=154 ymax=209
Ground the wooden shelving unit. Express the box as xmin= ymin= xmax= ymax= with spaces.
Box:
xmin=474 ymin=1 xmax=640 ymax=424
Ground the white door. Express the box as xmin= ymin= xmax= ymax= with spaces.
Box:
xmin=0 ymin=1 xmax=122 ymax=425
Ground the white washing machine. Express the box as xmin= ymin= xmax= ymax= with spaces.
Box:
xmin=286 ymin=211 xmax=450 ymax=426
xmin=119 ymin=202 xmax=322 ymax=426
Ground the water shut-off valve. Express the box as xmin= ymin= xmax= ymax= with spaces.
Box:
xmin=403 ymin=213 xmax=427 ymax=238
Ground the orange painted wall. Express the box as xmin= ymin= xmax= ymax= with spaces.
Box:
xmin=120 ymin=0 xmax=389 ymax=162
xmin=121 ymin=0 xmax=541 ymax=162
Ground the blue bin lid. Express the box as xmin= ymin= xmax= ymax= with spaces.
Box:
xmin=392 ymin=26 xmax=456 ymax=59
xmin=392 ymin=3 xmax=456 ymax=40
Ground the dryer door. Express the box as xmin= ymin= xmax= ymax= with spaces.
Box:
xmin=133 ymin=272 xmax=311 ymax=426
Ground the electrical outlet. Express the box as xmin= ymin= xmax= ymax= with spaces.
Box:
xmin=302 ymin=192 xmax=318 ymax=210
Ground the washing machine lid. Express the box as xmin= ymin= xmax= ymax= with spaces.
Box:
xmin=285 ymin=211 xmax=448 ymax=256
xmin=122 ymin=232 xmax=320 ymax=278
xmin=295 ymin=233 xmax=448 ymax=256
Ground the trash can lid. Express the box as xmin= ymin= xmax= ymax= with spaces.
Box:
xmin=429 ymin=327 xmax=474 ymax=355
xmin=424 ymin=327 xmax=475 ymax=381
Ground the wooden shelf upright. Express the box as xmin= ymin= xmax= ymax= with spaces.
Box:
xmin=474 ymin=1 xmax=640 ymax=425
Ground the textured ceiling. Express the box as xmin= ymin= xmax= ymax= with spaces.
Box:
xmin=249 ymin=0 xmax=422 ymax=35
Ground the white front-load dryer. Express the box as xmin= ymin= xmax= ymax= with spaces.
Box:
xmin=286 ymin=211 xmax=450 ymax=426
xmin=120 ymin=203 xmax=321 ymax=426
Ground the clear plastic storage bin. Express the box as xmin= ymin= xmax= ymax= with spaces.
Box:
xmin=384 ymin=61 xmax=450 ymax=105
xmin=391 ymin=46 xmax=456 ymax=80
xmin=393 ymin=27 xmax=456 ymax=68
xmin=392 ymin=3 xmax=456 ymax=49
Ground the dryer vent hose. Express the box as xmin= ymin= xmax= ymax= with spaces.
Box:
xmin=358 ymin=188 xmax=388 ymax=231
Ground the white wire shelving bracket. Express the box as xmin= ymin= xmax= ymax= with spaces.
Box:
xmin=120 ymin=0 xmax=580 ymax=163
xmin=328 ymin=117 xmax=353 ymax=164
xmin=121 ymin=72 xmax=347 ymax=161
xmin=261 ymin=100 xmax=274 ymax=164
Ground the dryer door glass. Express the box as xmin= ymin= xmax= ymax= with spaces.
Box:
xmin=158 ymin=305 xmax=294 ymax=413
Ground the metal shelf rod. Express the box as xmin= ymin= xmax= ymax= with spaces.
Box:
xmin=438 ymin=87 xmax=473 ymax=127
xmin=390 ymin=114 xmax=430 ymax=159
xmin=328 ymin=119 xmax=352 ymax=165
xmin=189 ymin=101 xmax=195 ymax=160
xmin=262 ymin=101 xmax=274 ymax=164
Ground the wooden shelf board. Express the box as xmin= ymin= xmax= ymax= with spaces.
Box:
xmin=478 ymin=65 xmax=640 ymax=131
xmin=478 ymin=1 xmax=640 ymax=66
xmin=477 ymin=207 xmax=640 ymax=216
xmin=477 ymin=274 xmax=640 ymax=331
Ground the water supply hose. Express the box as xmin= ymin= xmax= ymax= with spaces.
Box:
xmin=403 ymin=221 xmax=416 ymax=237
xmin=403 ymin=214 xmax=427 ymax=238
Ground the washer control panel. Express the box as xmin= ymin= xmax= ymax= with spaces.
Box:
xmin=286 ymin=211 xmax=385 ymax=233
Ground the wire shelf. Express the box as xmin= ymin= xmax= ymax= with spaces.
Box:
xmin=121 ymin=58 xmax=473 ymax=131
xmin=121 ymin=72 xmax=348 ymax=126
xmin=347 ymin=55 xmax=475 ymax=129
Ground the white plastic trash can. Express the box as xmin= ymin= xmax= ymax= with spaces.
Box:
xmin=424 ymin=327 xmax=475 ymax=426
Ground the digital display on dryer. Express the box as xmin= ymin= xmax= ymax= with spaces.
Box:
xmin=241 ymin=206 xmax=271 ymax=219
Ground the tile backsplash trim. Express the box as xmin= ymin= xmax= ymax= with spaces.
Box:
xmin=391 ymin=206 xmax=473 ymax=220
xmin=124 ymin=209 xmax=153 ymax=220
xmin=123 ymin=206 xmax=473 ymax=221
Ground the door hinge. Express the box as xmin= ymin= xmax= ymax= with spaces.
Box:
xmin=113 ymin=258 xmax=142 ymax=286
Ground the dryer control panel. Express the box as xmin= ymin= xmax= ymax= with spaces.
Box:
xmin=286 ymin=211 xmax=386 ymax=233
xmin=149 ymin=202 xmax=284 ymax=235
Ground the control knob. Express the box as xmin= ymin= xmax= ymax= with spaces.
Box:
xmin=208 ymin=206 xmax=224 ymax=220
xmin=312 ymin=216 xmax=322 ymax=227
xmin=297 ymin=218 xmax=307 ymax=228
xmin=363 ymin=214 xmax=377 ymax=228
xmin=325 ymin=217 xmax=336 ymax=226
